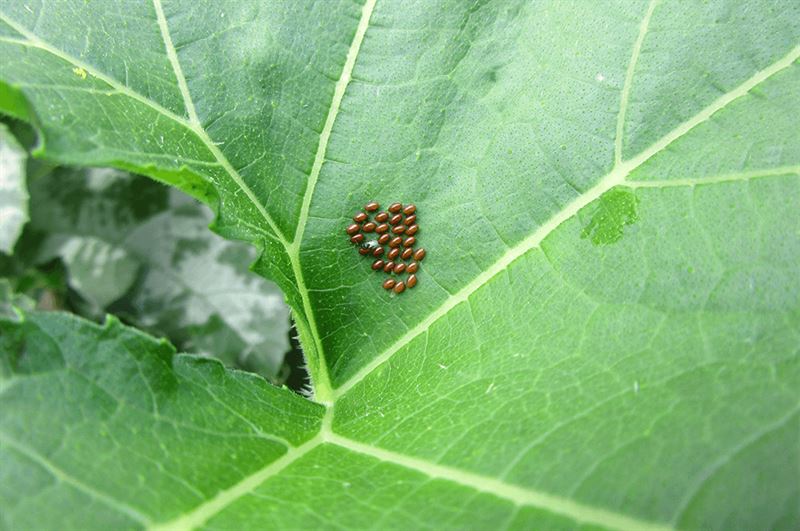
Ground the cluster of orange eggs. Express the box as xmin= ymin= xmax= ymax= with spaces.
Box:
xmin=346 ymin=201 xmax=425 ymax=294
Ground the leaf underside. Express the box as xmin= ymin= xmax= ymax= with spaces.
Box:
xmin=1 ymin=1 xmax=799 ymax=530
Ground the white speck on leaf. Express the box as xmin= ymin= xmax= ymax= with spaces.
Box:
xmin=595 ymin=72 xmax=605 ymax=82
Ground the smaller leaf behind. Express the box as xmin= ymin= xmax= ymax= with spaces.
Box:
xmin=18 ymin=166 xmax=290 ymax=378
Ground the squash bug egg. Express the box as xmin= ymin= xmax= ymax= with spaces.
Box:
xmin=360 ymin=239 xmax=381 ymax=252
xmin=365 ymin=201 xmax=379 ymax=212
xmin=388 ymin=202 xmax=402 ymax=213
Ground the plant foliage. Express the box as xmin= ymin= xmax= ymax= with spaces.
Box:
xmin=0 ymin=1 xmax=799 ymax=529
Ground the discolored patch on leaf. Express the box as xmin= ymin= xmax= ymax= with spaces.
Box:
xmin=580 ymin=188 xmax=640 ymax=245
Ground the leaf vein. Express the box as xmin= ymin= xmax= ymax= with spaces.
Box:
xmin=615 ymin=0 xmax=659 ymax=165
xmin=326 ymin=433 xmax=673 ymax=531
xmin=287 ymin=0 xmax=377 ymax=403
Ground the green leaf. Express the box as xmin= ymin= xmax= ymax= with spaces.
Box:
xmin=1 ymin=1 xmax=799 ymax=529
xmin=0 ymin=278 xmax=34 ymax=319
xmin=0 ymin=310 xmax=322 ymax=531
xmin=0 ymin=123 xmax=28 ymax=254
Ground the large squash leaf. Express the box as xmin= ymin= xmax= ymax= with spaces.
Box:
xmin=1 ymin=1 xmax=799 ymax=529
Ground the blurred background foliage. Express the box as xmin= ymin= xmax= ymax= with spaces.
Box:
xmin=0 ymin=118 xmax=308 ymax=389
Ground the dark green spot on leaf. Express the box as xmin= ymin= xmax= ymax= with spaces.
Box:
xmin=581 ymin=188 xmax=639 ymax=245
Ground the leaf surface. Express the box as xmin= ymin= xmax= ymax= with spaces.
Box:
xmin=1 ymin=1 xmax=799 ymax=529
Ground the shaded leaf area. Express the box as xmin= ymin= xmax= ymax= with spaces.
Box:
xmin=0 ymin=1 xmax=799 ymax=530
xmin=0 ymin=310 xmax=323 ymax=531
xmin=1 ymin=164 xmax=291 ymax=379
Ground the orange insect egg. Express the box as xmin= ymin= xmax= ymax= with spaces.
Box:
xmin=365 ymin=201 xmax=379 ymax=212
